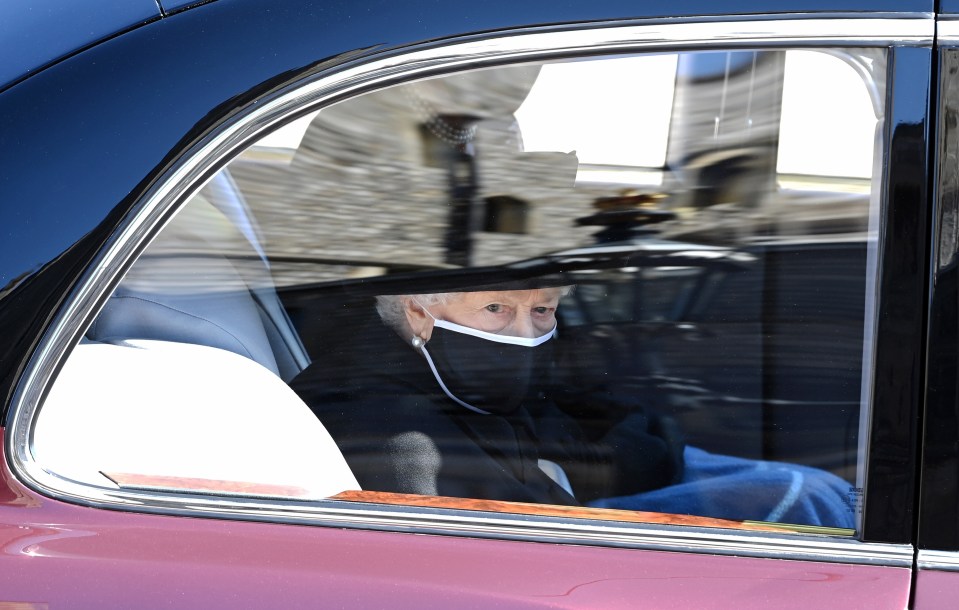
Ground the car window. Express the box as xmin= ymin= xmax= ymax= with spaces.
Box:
xmin=37 ymin=47 xmax=884 ymax=535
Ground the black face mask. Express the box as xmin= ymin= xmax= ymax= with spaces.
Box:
xmin=417 ymin=319 xmax=556 ymax=415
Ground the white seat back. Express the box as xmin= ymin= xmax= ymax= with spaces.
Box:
xmin=34 ymin=340 xmax=358 ymax=499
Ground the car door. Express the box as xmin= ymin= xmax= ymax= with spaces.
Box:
xmin=915 ymin=6 xmax=959 ymax=608
xmin=0 ymin=2 xmax=934 ymax=607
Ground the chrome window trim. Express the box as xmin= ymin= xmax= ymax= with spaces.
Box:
xmin=918 ymin=550 xmax=959 ymax=572
xmin=7 ymin=14 xmax=932 ymax=565
xmin=937 ymin=17 xmax=959 ymax=44
xmin=12 ymin=482 xmax=921 ymax=567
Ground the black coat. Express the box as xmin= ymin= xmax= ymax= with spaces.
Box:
xmin=290 ymin=316 xmax=684 ymax=505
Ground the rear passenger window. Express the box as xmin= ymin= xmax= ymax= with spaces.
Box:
xmin=39 ymin=47 xmax=884 ymax=534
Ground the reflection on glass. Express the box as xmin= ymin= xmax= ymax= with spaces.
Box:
xmin=778 ymin=50 xmax=879 ymax=181
xmin=515 ymin=54 xmax=677 ymax=181
xmin=81 ymin=47 xmax=884 ymax=532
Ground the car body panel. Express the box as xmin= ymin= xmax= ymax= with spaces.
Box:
xmin=0 ymin=0 xmax=160 ymax=93
xmin=861 ymin=44 xmax=932 ymax=544
xmin=912 ymin=570 xmax=959 ymax=609
xmin=158 ymin=0 xmax=213 ymax=14
xmin=914 ymin=28 xmax=959 ymax=609
xmin=0 ymin=434 xmax=912 ymax=609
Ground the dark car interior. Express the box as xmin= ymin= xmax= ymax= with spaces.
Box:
xmin=70 ymin=47 xmax=881 ymax=530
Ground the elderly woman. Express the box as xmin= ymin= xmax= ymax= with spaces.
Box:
xmin=290 ymin=285 xmax=684 ymax=506
xmin=292 ymin=284 xmax=857 ymax=527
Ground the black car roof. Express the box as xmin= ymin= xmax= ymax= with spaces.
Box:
xmin=0 ymin=0 xmax=219 ymax=94
xmin=0 ymin=0 xmax=161 ymax=92
xmin=0 ymin=0 xmax=936 ymax=95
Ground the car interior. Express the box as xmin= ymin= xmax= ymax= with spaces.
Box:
xmin=30 ymin=48 xmax=881 ymax=531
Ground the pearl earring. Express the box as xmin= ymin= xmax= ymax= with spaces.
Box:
xmin=411 ymin=336 xmax=425 ymax=349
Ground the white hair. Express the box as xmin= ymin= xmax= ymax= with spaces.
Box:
xmin=375 ymin=293 xmax=456 ymax=333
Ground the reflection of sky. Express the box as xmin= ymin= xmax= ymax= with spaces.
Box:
xmin=676 ymin=51 xmax=756 ymax=80
xmin=515 ymin=55 xmax=677 ymax=169
xmin=255 ymin=110 xmax=320 ymax=151
xmin=777 ymin=51 xmax=876 ymax=179
xmin=222 ymin=48 xmax=878 ymax=279
xmin=518 ymin=51 xmax=876 ymax=181
xmin=251 ymin=50 xmax=877 ymax=181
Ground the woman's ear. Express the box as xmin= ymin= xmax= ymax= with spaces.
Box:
xmin=404 ymin=298 xmax=435 ymax=341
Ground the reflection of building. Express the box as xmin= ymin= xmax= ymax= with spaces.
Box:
xmin=223 ymin=50 xmax=884 ymax=280
xmin=193 ymin=51 xmax=884 ymax=478
xmin=657 ymin=50 xmax=882 ymax=245
xmin=231 ymin=68 xmax=592 ymax=273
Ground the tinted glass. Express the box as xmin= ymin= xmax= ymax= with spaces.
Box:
xmin=44 ymin=48 xmax=885 ymax=533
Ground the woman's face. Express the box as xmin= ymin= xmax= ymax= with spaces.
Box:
xmin=410 ymin=288 xmax=563 ymax=340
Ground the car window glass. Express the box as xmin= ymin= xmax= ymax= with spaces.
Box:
xmin=41 ymin=47 xmax=884 ymax=535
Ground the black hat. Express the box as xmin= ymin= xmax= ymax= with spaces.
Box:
xmin=315 ymin=252 xmax=575 ymax=298
xmin=343 ymin=266 xmax=572 ymax=297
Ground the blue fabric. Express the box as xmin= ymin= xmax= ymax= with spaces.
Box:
xmin=588 ymin=447 xmax=856 ymax=528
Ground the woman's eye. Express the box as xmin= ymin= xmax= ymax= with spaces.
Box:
xmin=533 ymin=307 xmax=552 ymax=315
xmin=485 ymin=304 xmax=502 ymax=313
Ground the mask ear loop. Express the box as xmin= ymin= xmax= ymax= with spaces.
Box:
xmin=409 ymin=299 xmax=492 ymax=415
xmin=422 ymin=347 xmax=493 ymax=416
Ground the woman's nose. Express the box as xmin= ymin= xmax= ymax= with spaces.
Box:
xmin=508 ymin=311 xmax=538 ymax=338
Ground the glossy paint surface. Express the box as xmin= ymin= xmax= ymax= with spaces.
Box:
xmin=920 ymin=36 xmax=959 ymax=604
xmin=0 ymin=433 xmax=911 ymax=609
xmin=0 ymin=0 xmax=159 ymax=92
xmin=913 ymin=570 xmax=959 ymax=609
xmin=920 ymin=47 xmax=959 ymax=551
xmin=158 ymin=0 xmax=211 ymax=14
xmin=862 ymin=46 xmax=932 ymax=545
